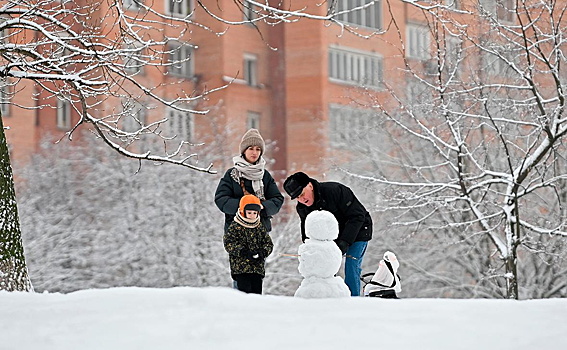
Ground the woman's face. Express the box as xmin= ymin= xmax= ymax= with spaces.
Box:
xmin=243 ymin=146 xmax=262 ymax=163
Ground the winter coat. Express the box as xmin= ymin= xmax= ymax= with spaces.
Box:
xmin=215 ymin=168 xmax=284 ymax=232
xmin=296 ymin=179 xmax=372 ymax=244
xmin=224 ymin=220 xmax=273 ymax=278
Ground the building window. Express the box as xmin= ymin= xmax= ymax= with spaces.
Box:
xmin=332 ymin=0 xmax=382 ymax=30
xmin=123 ymin=101 xmax=147 ymax=133
xmin=405 ymin=79 xmax=433 ymax=117
xmin=406 ymin=24 xmax=430 ymax=60
xmin=445 ymin=0 xmax=460 ymax=9
xmin=0 ymin=26 xmax=5 ymax=42
xmin=0 ymin=82 xmax=9 ymax=117
xmin=167 ymin=108 xmax=193 ymax=142
xmin=445 ymin=37 xmax=462 ymax=78
xmin=44 ymin=32 xmax=73 ymax=70
xmin=167 ymin=0 xmax=192 ymax=17
xmin=123 ymin=0 xmax=143 ymax=11
xmin=482 ymin=50 xmax=517 ymax=78
xmin=57 ymin=99 xmax=72 ymax=130
xmin=328 ymin=46 xmax=383 ymax=88
xmin=479 ymin=0 xmax=515 ymax=23
xmin=168 ymin=42 xmax=194 ymax=78
xmin=124 ymin=41 xmax=145 ymax=75
xmin=406 ymin=79 xmax=428 ymax=106
xmin=329 ymin=104 xmax=380 ymax=147
xmin=243 ymin=54 xmax=258 ymax=86
xmin=243 ymin=0 xmax=257 ymax=21
xmin=0 ymin=25 xmax=6 ymax=45
xmin=247 ymin=111 xmax=260 ymax=130
xmin=497 ymin=0 xmax=515 ymax=23
xmin=6 ymin=142 xmax=13 ymax=159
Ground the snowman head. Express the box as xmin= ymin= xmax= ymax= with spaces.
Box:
xmin=305 ymin=210 xmax=339 ymax=241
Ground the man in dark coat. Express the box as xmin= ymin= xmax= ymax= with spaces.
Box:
xmin=283 ymin=171 xmax=372 ymax=296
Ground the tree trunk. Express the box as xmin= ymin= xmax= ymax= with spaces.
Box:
xmin=0 ymin=113 xmax=33 ymax=292
xmin=505 ymin=248 xmax=519 ymax=299
xmin=505 ymin=210 xmax=520 ymax=299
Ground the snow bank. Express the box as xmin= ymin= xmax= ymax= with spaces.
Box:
xmin=0 ymin=287 xmax=566 ymax=350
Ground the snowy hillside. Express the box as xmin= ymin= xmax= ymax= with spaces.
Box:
xmin=1 ymin=287 xmax=566 ymax=350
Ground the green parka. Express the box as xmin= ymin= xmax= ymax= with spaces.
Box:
xmin=223 ymin=220 xmax=273 ymax=278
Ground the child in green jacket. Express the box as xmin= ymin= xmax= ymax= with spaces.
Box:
xmin=223 ymin=194 xmax=273 ymax=294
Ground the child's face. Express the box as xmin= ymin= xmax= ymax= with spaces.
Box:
xmin=245 ymin=210 xmax=259 ymax=219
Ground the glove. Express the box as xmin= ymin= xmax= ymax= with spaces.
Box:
xmin=240 ymin=248 xmax=260 ymax=260
xmin=239 ymin=248 xmax=251 ymax=258
xmin=336 ymin=240 xmax=350 ymax=255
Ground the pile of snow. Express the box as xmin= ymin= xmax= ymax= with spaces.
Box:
xmin=1 ymin=287 xmax=566 ymax=350
xmin=295 ymin=210 xmax=350 ymax=298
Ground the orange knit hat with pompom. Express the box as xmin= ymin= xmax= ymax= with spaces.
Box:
xmin=239 ymin=194 xmax=263 ymax=216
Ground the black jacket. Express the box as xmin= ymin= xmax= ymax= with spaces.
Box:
xmin=215 ymin=168 xmax=284 ymax=232
xmin=296 ymin=179 xmax=372 ymax=244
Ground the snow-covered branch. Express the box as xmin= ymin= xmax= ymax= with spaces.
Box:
xmin=0 ymin=0 xmax=222 ymax=172
xmin=335 ymin=0 xmax=567 ymax=299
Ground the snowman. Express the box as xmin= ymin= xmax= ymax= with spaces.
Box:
xmin=294 ymin=210 xmax=351 ymax=298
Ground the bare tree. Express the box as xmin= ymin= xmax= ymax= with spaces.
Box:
xmin=18 ymin=135 xmax=230 ymax=292
xmin=337 ymin=0 xmax=567 ymax=299
xmin=0 ymin=0 xmax=385 ymax=292
xmin=17 ymin=134 xmax=306 ymax=295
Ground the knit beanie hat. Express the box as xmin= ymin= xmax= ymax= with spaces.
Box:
xmin=239 ymin=194 xmax=263 ymax=216
xmin=239 ymin=128 xmax=265 ymax=155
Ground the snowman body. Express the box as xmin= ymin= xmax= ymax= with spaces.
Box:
xmin=294 ymin=210 xmax=350 ymax=298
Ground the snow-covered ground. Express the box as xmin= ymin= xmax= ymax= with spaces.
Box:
xmin=1 ymin=287 xmax=566 ymax=350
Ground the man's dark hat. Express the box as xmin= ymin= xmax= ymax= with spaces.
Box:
xmin=283 ymin=172 xmax=311 ymax=199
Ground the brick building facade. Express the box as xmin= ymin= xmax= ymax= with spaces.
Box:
xmin=1 ymin=0 xmax=455 ymax=177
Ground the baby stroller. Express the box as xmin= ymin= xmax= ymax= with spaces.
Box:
xmin=361 ymin=251 xmax=401 ymax=298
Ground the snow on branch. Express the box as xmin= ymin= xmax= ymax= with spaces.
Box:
xmin=0 ymin=0 xmax=225 ymax=173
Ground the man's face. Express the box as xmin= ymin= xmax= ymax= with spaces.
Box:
xmin=297 ymin=182 xmax=314 ymax=206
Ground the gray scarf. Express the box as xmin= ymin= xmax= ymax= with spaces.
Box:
xmin=232 ymin=155 xmax=266 ymax=200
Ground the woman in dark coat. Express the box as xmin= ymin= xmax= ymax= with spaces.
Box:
xmin=214 ymin=128 xmax=284 ymax=233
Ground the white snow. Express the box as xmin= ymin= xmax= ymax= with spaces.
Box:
xmin=297 ymin=239 xmax=343 ymax=278
xmin=1 ymin=287 xmax=566 ymax=350
xmin=295 ymin=211 xmax=350 ymax=298
xmin=294 ymin=275 xmax=351 ymax=298
xmin=304 ymin=210 xmax=339 ymax=241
